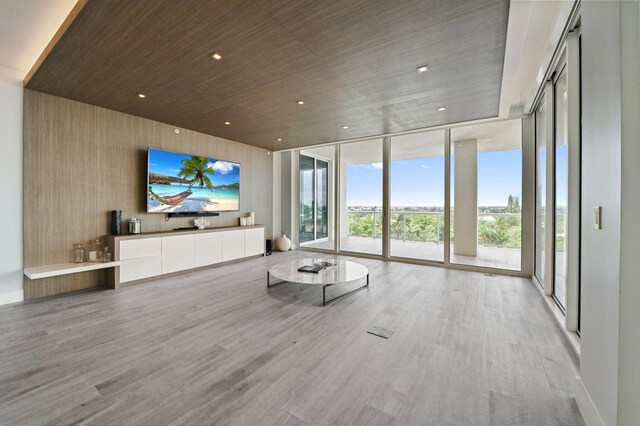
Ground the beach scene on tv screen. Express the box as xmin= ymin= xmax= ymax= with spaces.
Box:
xmin=147 ymin=149 xmax=240 ymax=213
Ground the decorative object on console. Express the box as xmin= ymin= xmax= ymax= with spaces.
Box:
xmin=240 ymin=213 xmax=253 ymax=226
xmin=86 ymin=238 xmax=103 ymax=262
xmin=101 ymin=246 xmax=111 ymax=262
xmin=128 ymin=218 xmax=142 ymax=234
xmin=274 ymin=234 xmax=292 ymax=251
xmin=194 ymin=217 xmax=210 ymax=230
xmin=249 ymin=212 xmax=255 ymax=225
xmin=72 ymin=244 xmax=84 ymax=263
xmin=110 ymin=210 xmax=122 ymax=235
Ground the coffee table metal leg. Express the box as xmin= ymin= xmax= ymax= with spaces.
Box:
xmin=267 ymin=271 xmax=286 ymax=288
xmin=322 ymin=276 xmax=370 ymax=306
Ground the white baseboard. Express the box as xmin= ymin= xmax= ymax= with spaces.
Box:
xmin=0 ymin=290 xmax=24 ymax=306
xmin=575 ymin=376 xmax=605 ymax=426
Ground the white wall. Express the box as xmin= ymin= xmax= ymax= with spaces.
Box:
xmin=0 ymin=65 xmax=24 ymax=305
xmin=0 ymin=0 xmax=80 ymax=304
xmin=618 ymin=2 xmax=640 ymax=424
xmin=577 ymin=1 xmax=640 ymax=425
xmin=580 ymin=2 xmax=622 ymax=423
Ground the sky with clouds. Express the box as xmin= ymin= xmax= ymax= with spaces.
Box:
xmin=345 ymin=149 xmax=525 ymax=207
xmin=148 ymin=148 xmax=240 ymax=186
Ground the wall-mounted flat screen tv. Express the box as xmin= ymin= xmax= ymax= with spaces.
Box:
xmin=147 ymin=148 xmax=240 ymax=213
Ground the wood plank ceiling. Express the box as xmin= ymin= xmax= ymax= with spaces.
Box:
xmin=25 ymin=0 xmax=510 ymax=151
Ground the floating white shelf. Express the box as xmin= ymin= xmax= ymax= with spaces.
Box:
xmin=24 ymin=256 xmax=162 ymax=280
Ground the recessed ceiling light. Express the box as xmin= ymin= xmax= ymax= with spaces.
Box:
xmin=341 ymin=125 xmax=349 ymax=129
xmin=296 ymin=100 xmax=305 ymax=105
xmin=224 ymin=121 xmax=231 ymax=125
xmin=137 ymin=93 xmax=146 ymax=98
xmin=277 ymin=138 xmax=282 ymax=142
xmin=211 ymin=52 xmax=223 ymax=61
xmin=437 ymin=107 xmax=447 ymax=111
xmin=416 ymin=64 xmax=429 ymax=73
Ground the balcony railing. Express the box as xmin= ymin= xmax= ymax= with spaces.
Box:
xmin=347 ymin=210 xmax=522 ymax=249
xmin=347 ymin=211 xmax=444 ymax=242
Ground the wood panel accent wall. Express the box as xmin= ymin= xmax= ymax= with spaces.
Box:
xmin=23 ymin=90 xmax=273 ymax=300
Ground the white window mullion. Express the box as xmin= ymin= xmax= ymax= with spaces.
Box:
xmin=444 ymin=128 xmax=451 ymax=266
xmin=544 ymin=82 xmax=556 ymax=297
xmin=565 ymin=30 xmax=581 ymax=331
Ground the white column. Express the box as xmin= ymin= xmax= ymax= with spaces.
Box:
xmin=339 ymin=159 xmax=348 ymax=239
xmin=272 ymin=152 xmax=282 ymax=240
xmin=453 ymin=139 xmax=478 ymax=256
xmin=0 ymin=67 xmax=24 ymax=305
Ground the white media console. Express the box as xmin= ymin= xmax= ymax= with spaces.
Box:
xmin=104 ymin=225 xmax=265 ymax=289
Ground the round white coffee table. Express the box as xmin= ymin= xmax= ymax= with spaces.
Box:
xmin=267 ymin=258 xmax=369 ymax=306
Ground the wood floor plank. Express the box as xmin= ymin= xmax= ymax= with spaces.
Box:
xmin=0 ymin=251 xmax=583 ymax=425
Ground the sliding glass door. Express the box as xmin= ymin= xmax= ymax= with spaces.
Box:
xmin=553 ymin=66 xmax=569 ymax=309
xmin=299 ymin=152 xmax=332 ymax=248
xmin=535 ymin=97 xmax=547 ymax=286
xmin=533 ymin=31 xmax=581 ymax=331
xmin=299 ymin=155 xmax=315 ymax=243
xmin=315 ymin=159 xmax=329 ymax=240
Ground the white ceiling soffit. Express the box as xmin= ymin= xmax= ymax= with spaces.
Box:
xmin=322 ymin=119 xmax=521 ymax=165
xmin=499 ymin=0 xmax=575 ymax=118
xmin=300 ymin=146 xmax=336 ymax=160
xmin=451 ymin=119 xmax=522 ymax=152
xmin=0 ymin=0 xmax=77 ymax=78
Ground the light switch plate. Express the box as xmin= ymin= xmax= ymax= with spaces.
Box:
xmin=594 ymin=206 xmax=602 ymax=230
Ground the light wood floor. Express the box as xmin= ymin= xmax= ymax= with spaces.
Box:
xmin=0 ymin=251 xmax=583 ymax=425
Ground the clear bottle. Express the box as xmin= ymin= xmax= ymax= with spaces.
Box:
xmin=101 ymin=246 xmax=111 ymax=263
xmin=73 ymin=244 xmax=85 ymax=263
xmin=86 ymin=238 xmax=103 ymax=262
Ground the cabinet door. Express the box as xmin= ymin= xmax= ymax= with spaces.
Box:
xmin=119 ymin=237 xmax=161 ymax=260
xmin=162 ymin=235 xmax=195 ymax=274
xmin=195 ymin=232 xmax=223 ymax=267
xmin=245 ymin=228 xmax=264 ymax=257
xmin=120 ymin=258 xmax=162 ymax=283
xmin=222 ymin=230 xmax=245 ymax=262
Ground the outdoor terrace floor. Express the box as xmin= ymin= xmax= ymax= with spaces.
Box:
xmin=301 ymin=236 xmax=522 ymax=271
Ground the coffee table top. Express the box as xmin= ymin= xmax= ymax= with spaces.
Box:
xmin=268 ymin=258 xmax=368 ymax=285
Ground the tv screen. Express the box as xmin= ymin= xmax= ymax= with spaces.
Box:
xmin=147 ymin=148 xmax=240 ymax=213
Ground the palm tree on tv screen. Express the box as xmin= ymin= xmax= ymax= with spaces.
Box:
xmin=178 ymin=156 xmax=215 ymax=190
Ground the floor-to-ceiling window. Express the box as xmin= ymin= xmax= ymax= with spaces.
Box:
xmin=450 ymin=121 xmax=523 ymax=271
xmin=316 ymin=159 xmax=329 ymax=240
xmin=339 ymin=139 xmax=383 ymax=256
xmin=553 ymin=66 xmax=569 ymax=310
xmin=299 ymin=155 xmax=315 ymax=244
xmin=535 ymin=98 xmax=547 ymax=285
xmin=299 ymin=146 xmax=335 ymax=250
xmin=295 ymin=120 xmax=525 ymax=274
xmin=532 ymin=28 xmax=581 ymax=332
xmin=390 ymin=130 xmax=445 ymax=261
